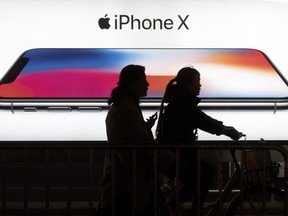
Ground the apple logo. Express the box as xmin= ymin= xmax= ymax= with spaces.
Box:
xmin=98 ymin=14 xmax=111 ymax=29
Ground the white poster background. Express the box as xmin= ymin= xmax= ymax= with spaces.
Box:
xmin=0 ymin=0 xmax=288 ymax=141
xmin=1 ymin=0 xmax=288 ymax=76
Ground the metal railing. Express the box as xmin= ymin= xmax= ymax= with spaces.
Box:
xmin=0 ymin=140 xmax=287 ymax=216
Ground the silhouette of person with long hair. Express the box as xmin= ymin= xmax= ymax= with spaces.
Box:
xmin=98 ymin=64 xmax=174 ymax=216
xmin=156 ymin=66 xmax=242 ymax=215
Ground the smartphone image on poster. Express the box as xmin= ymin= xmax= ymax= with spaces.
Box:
xmin=1 ymin=48 xmax=288 ymax=141
xmin=1 ymin=48 xmax=288 ymax=113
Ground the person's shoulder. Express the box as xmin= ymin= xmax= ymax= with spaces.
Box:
xmin=110 ymin=96 xmax=139 ymax=114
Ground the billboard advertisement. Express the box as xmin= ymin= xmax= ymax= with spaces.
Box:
xmin=1 ymin=0 xmax=288 ymax=140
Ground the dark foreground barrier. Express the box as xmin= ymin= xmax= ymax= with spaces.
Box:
xmin=0 ymin=140 xmax=287 ymax=216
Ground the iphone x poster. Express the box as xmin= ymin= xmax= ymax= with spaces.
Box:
xmin=0 ymin=0 xmax=288 ymax=141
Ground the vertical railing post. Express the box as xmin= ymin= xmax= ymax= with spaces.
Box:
xmin=175 ymin=149 xmax=180 ymax=216
xmin=132 ymin=149 xmax=137 ymax=216
xmin=89 ymin=149 xmax=94 ymax=216
xmin=111 ymin=149 xmax=115 ymax=216
xmin=262 ymin=148 xmax=268 ymax=215
xmin=196 ymin=148 xmax=201 ymax=216
xmin=24 ymin=149 xmax=29 ymax=216
xmin=67 ymin=149 xmax=72 ymax=216
xmin=240 ymin=149 xmax=245 ymax=215
xmin=45 ymin=149 xmax=50 ymax=216
xmin=153 ymin=149 xmax=159 ymax=216
xmin=284 ymin=150 xmax=288 ymax=216
xmin=218 ymin=149 xmax=223 ymax=216
xmin=1 ymin=150 xmax=7 ymax=216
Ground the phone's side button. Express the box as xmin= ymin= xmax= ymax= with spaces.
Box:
xmin=47 ymin=107 xmax=72 ymax=112
xmin=77 ymin=107 xmax=102 ymax=112
xmin=24 ymin=107 xmax=37 ymax=112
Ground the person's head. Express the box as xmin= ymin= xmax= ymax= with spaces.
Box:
xmin=118 ymin=64 xmax=149 ymax=98
xmin=108 ymin=64 xmax=149 ymax=105
xmin=162 ymin=67 xmax=201 ymax=103
xmin=175 ymin=67 xmax=201 ymax=96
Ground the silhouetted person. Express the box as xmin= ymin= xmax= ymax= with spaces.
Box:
xmin=97 ymin=64 xmax=174 ymax=216
xmin=156 ymin=67 xmax=242 ymax=216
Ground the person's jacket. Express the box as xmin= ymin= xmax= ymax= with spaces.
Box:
xmin=99 ymin=95 xmax=174 ymax=214
xmin=161 ymin=85 xmax=224 ymax=143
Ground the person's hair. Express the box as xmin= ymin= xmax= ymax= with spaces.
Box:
xmin=176 ymin=67 xmax=200 ymax=89
xmin=162 ymin=66 xmax=199 ymax=104
xmin=156 ymin=66 xmax=200 ymax=139
xmin=108 ymin=64 xmax=146 ymax=105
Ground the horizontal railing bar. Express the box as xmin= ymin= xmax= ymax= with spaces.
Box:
xmin=0 ymin=140 xmax=287 ymax=153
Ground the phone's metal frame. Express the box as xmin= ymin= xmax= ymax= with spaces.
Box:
xmin=1 ymin=98 xmax=288 ymax=114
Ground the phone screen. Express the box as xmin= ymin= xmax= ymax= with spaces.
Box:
xmin=0 ymin=48 xmax=287 ymax=99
